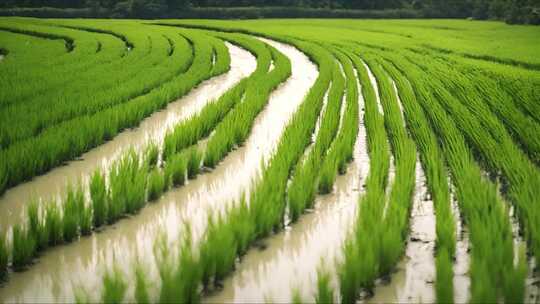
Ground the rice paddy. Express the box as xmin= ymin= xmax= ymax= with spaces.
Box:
xmin=0 ymin=17 xmax=539 ymax=303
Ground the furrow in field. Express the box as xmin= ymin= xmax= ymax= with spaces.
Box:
xmin=54 ymin=23 xmax=133 ymax=53
xmin=0 ymin=43 xmax=255 ymax=233
xmin=366 ymin=158 xmax=435 ymax=303
xmin=0 ymin=38 xmax=317 ymax=303
xmin=361 ymin=60 xmax=395 ymax=218
xmin=205 ymin=55 xmax=368 ymax=303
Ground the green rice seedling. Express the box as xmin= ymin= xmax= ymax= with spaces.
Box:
xmin=44 ymin=202 xmax=63 ymax=246
xmin=200 ymin=214 xmax=237 ymax=288
xmin=62 ymin=185 xmax=84 ymax=243
xmin=0 ymin=234 xmax=8 ymax=281
xmin=101 ymin=268 xmax=127 ymax=304
xmin=79 ymin=205 xmax=93 ymax=236
xmin=11 ymin=225 xmax=36 ymax=270
xmin=202 ymin=41 xmax=290 ymax=169
xmin=187 ymin=148 xmax=202 ymax=179
xmin=90 ymin=169 xmax=108 ymax=228
xmin=392 ymin=55 xmax=523 ymax=302
xmin=134 ymin=263 xmax=150 ymax=304
xmin=164 ymin=152 xmax=187 ymax=187
xmin=27 ymin=200 xmax=49 ymax=251
xmin=147 ymin=168 xmax=165 ymax=201
xmin=377 ymin=55 xmax=455 ymax=302
xmin=314 ymin=265 xmax=334 ymax=304
xmin=287 ymin=51 xmax=345 ymax=223
xmin=144 ymin=142 xmax=159 ymax=169
xmin=317 ymin=49 xmax=359 ymax=195
xmin=109 ymin=151 xmax=147 ymax=218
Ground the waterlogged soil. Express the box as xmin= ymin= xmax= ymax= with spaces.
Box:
xmin=205 ymin=82 xmax=370 ymax=304
xmin=0 ymin=43 xmax=256 ymax=233
xmin=451 ymin=185 xmax=471 ymax=304
xmin=0 ymin=38 xmax=318 ymax=303
xmin=365 ymin=158 xmax=436 ymax=303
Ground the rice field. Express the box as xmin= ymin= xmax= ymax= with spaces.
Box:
xmin=0 ymin=17 xmax=539 ymax=303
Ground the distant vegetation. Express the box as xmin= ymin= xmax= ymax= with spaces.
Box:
xmin=0 ymin=0 xmax=539 ymax=24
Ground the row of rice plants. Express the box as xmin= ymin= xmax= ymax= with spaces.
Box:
xmin=446 ymin=59 xmax=540 ymax=164
xmin=0 ymin=22 xmax=191 ymax=147
xmin=337 ymin=50 xmax=417 ymax=303
xmin=316 ymin=48 xmax=359 ymax=195
xmin=162 ymin=32 xmax=274 ymax=160
xmin=202 ymin=36 xmax=291 ymax=168
xmin=286 ymin=47 xmax=345 ymax=222
xmin=335 ymin=48 xmax=390 ymax=303
xmin=95 ymin=36 xmax=333 ymax=302
xmin=0 ymin=26 xmax=225 ymax=195
xmin=413 ymin=56 xmax=540 ymax=268
xmin=0 ymin=32 xmax=283 ymax=281
xmin=394 ymin=55 xmax=526 ymax=302
xmin=374 ymin=52 xmax=455 ymax=303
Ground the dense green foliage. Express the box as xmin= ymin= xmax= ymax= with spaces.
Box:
xmin=0 ymin=18 xmax=539 ymax=304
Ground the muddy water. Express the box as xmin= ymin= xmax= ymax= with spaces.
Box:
xmin=0 ymin=38 xmax=318 ymax=303
xmin=365 ymin=77 xmax=437 ymax=303
xmin=366 ymin=158 xmax=436 ymax=303
xmin=451 ymin=182 xmax=471 ymax=303
xmin=0 ymin=43 xmax=256 ymax=233
xmin=205 ymin=71 xmax=370 ymax=304
xmin=509 ymin=199 xmax=539 ymax=302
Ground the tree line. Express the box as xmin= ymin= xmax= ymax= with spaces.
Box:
xmin=0 ymin=0 xmax=538 ymax=24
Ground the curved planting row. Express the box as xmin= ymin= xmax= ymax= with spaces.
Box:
xmin=0 ymin=20 xmax=227 ymax=194
xmin=1 ymin=18 xmax=539 ymax=304
xmin=0 ymin=28 xmax=294 ymax=298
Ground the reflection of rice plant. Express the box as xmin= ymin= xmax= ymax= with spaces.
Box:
xmin=315 ymin=265 xmax=334 ymax=304
xmin=135 ymin=263 xmax=150 ymax=303
xmin=156 ymin=229 xmax=201 ymax=303
xmin=101 ymin=268 xmax=127 ymax=303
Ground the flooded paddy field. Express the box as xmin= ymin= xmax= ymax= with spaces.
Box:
xmin=1 ymin=17 xmax=539 ymax=304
